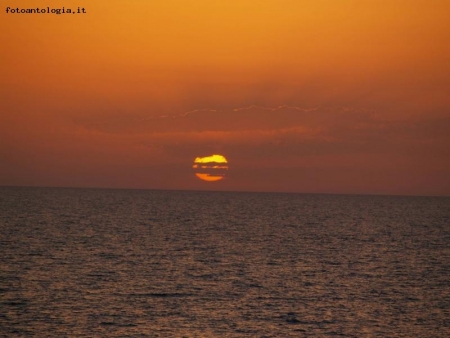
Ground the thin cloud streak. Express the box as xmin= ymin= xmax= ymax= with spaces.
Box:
xmin=97 ymin=105 xmax=320 ymax=125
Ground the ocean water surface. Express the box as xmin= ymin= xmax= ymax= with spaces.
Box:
xmin=1 ymin=187 xmax=449 ymax=337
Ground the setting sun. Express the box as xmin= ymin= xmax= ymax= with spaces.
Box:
xmin=193 ymin=154 xmax=228 ymax=182
xmin=194 ymin=154 xmax=228 ymax=164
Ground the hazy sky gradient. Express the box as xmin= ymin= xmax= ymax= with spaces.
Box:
xmin=1 ymin=0 xmax=449 ymax=195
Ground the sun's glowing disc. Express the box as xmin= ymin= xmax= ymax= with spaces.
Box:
xmin=195 ymin=173 xmax=224 ymax=182
xmin=193 ymin=154 xmax=228 ymax=182
xmin=194 ymin=154 xmax=228 ymax=164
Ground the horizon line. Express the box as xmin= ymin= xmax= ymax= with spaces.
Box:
xmin=1 ymin=184 xmax=448 ymax=198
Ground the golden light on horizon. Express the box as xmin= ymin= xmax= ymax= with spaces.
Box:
xmin=193 ymin=154 xmax=228 ymax=182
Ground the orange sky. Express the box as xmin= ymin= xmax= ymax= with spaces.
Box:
xmin=1 ymin=0 xmax=449 ymax=195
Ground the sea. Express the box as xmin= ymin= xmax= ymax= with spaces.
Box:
xmin=1 ymin=187 xmax=449 ymax=337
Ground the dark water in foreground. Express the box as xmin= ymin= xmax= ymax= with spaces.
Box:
xmin=1 ymin=187 xmax=449 ymax=337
